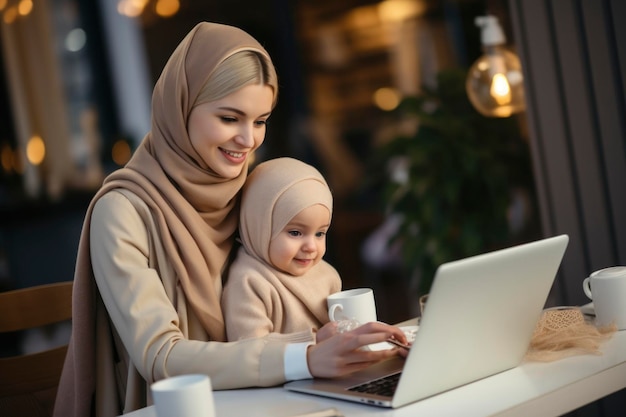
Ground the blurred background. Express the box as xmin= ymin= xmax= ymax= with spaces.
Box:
xmin=0 ymin=3 xmax=625 ymax=411
xmin=0 ymin=0 xmax=536 ymax=317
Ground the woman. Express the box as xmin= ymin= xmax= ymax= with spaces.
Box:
xmin=53 ymin=22 xmax=406 ymax=417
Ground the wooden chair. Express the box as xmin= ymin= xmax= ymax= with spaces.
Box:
xmin=0 ymin=281 xmax=73 ymax=417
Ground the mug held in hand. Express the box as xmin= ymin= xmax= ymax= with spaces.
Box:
xmin=327 ymin=288 xmax=377 ymax=324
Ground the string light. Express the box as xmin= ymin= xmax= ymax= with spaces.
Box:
xmin=117 ymin=0 xmax=180 ymax=19
xmin=1 ymin=0 xmax=33 ymax=24
xmin=373 ymin=87 xmax=401 ymax=111
xmin=26 ymin=135 xmax=45 ymax=166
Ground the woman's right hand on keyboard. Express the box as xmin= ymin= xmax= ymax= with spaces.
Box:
xmin=306 ymin=321 xmax=407 ymax=378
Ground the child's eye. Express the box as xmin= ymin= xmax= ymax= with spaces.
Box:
xmin=220 ymin=116 xmax=237 ymax=123
xmin=255 ymin=119 xmax=269 ymax=127
xmin=315 ymin=231 xmax=327 ymax=238
xmin=288 ymin=230 xmax=301 ymax=237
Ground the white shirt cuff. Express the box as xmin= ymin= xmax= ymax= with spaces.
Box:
xmin=284 ymin=341 xmax=314 ymax=381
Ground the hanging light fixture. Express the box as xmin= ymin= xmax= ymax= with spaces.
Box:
xmin=466 ymin=15 xmax=525 ymax=118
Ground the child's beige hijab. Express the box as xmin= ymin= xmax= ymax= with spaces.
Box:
xmin=54 ymin=22 xmax=273 ymax=417
xmin=239 ymin=157 xmax=334 ymax=263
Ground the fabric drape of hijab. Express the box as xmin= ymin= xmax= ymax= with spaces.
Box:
xmin=235 ymin=157 xmax=339 ymax=326
xmin=54 ymin=22 xmax=273 ymax=417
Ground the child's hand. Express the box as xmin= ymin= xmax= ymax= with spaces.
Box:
xmin=316 ymin=321 xmax=339 ymax=343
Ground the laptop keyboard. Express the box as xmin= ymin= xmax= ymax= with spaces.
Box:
xmin=348 ymin=372 xmax=401 ymax=397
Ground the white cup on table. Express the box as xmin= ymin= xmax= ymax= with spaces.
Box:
xmin=150 ymin=374 xmax=215 ymax=417
xmin=583 ymin=266 xmax=626 ymax=330
xmin=327 ymin=288 xmax=377 ymax=324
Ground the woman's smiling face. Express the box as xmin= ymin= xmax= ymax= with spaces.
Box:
xmin=187 ymin=83 xmax=274 ymax=178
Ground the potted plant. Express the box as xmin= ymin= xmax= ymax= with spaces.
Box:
xmin=366 ymin=68 xmax=536 ymax=295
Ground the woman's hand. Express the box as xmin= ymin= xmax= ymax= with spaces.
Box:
xmin=315 ymin=321 xmax=339 ymax=343
xmin=306 ymin=321 xmax=408 ymax=378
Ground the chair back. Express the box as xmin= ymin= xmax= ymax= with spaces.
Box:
xmin=0 ymin=281 xmax=73 ymax=417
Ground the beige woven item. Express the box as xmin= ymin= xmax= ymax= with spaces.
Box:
xmin=525 ymin=307 xmax=616 ymax=362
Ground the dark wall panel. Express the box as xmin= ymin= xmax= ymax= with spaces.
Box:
xmin=580 ymin=0 xmax=626 ymax=266
xmin=509 ymin=0 xmax=626 ymax=308
xmin=553 ymin=1 xmax=614 ymax=270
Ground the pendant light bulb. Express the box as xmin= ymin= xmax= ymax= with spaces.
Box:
xmin=466 ymin=15 xmax=526 ymax=118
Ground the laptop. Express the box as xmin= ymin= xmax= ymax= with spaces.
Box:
xmin=284 ymin=234 xmax=569 ymax=408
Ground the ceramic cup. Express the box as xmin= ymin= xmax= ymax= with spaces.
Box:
xmin=583 ymin=266 xmax=626 ymax=330
xmin=151 ymin=374 xmax=215 ymax=417
xmin=327 ymin=288 xmax=377 ymax=324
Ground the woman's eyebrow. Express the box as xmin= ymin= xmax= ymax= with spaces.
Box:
xmin=218 ymin=106 xmax=271 ymax=117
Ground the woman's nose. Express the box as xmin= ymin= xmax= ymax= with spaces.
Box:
xmin=234 ymin=125 xmax=255 ymax=147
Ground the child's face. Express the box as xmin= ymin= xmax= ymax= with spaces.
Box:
xmin=268 ymin=204 xmax=331 ymax=276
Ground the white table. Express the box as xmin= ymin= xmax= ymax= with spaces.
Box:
xmin=124 ymin=329 xmax=626 ymax=417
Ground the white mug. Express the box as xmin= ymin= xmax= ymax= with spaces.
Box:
xmin=151 ymin=374 xmax=215 ymax=417
xmin=583 ymin=266 xmax=626 ymax=330
xmin=327 ymin=288 xmax=377 ymax=324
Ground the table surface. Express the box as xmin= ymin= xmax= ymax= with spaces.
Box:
xmin=123 ymin=316 xmax=626 ymax=417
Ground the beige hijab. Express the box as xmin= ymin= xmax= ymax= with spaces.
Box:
xmin=54 ymin=22 xmax=274 ymax=417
